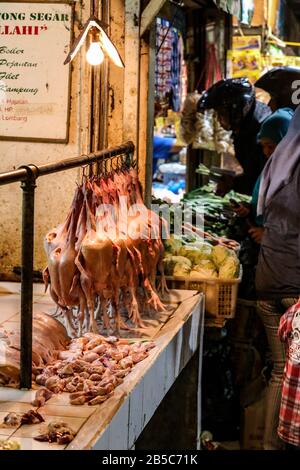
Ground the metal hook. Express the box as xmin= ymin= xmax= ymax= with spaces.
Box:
xmin=81 ymin=163 xmax=90 ymax=183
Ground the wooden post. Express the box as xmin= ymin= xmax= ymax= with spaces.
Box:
xmin=123 ymin=0 xmax=141 ymax=149
xmin=140 ymin=24 xmax=156 ymax=207
xmin=140 ymin=0 xmax=167 ymax=37
xmin=106 ymin=0 xmax=125 ymax=147
xmin=138 ymin=35 xmax=150 ymax=198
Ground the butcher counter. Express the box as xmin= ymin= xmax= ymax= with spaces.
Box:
xmin=0 ymin=283 xmax=204 ymax=450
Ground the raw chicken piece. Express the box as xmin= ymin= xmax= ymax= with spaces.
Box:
xmin=34 ymin=421 xmax=75 ymax=444
xmin=0 ymin=312 xmax=69 ymax=388
xmin=31 ymin=388 xmax=53 ymax=407
xmin=3 ymin=412 xmax=21 ymax=427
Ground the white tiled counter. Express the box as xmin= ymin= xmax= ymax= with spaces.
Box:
xmin=0 ymin=284 xmax=204 ymax=450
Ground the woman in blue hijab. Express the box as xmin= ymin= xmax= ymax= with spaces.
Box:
xmin=255 ymin=105 xmax=300 ymax=450
xmin=234 ymin=107 xmax=293 ymax=243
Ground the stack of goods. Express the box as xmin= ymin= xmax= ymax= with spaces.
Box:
xmin=43 ymin=167 xmax=167 ymax=338
xmin=0 ymin=314 xmax=155 ymax=408
xmin=155 ymin=18 xmax=183 ymax=112
xmin=163 ymin=235 xmax=240 ymax=281
xmin=153 ymin=183 xmax=250 ymax=243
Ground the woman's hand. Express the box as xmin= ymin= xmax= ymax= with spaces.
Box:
xmin=248 ymin=226 xmax=265 ymax=244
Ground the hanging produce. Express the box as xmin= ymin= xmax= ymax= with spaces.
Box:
xmin=43 ymin=165 xmax=168 ymax=337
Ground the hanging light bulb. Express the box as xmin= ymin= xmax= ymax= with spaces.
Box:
xmin=64 ymin=16 xmax=124 ymax=68
xmin=86 ymin=41 xmax=104 ymax=65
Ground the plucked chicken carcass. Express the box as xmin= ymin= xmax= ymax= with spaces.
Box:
xmin=0 ymin=312 xmax=69 ymax=387
xmin=43 ymin=166 xmax=167 ymax=337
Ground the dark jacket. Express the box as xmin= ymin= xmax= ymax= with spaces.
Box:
xmin=233 ymin=101 xmax=271 ymax=195
xmin=256 ymin=163 xmax=300 ymax=299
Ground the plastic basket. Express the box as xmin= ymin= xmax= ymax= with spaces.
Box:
xmin=164 ymin=266 xmax=242 ymax=319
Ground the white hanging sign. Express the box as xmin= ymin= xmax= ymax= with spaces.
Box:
xmin=0 ymin=2 xmax=73 ymax=142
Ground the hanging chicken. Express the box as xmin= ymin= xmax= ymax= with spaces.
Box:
xmin=43 ymin=162 xmax=167 ymax=337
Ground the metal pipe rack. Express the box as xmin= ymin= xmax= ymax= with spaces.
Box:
xmin=0 ymin=141 xmax=135 ymax=389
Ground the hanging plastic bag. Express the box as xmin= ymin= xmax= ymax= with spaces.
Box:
xmin=179 ymin=44 xmax=233 ymax=153
xmin=193 ymin=108 xmax=216 ymax=150
xmin=213 ymin=112 xmax=234 ymax=153
xmin=179 ymin=91 xmax=201 ymax=145
xmin=183 ymin=103 xmax=233 ymax=153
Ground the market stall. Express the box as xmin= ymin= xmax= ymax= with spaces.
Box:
xmin=0 ymin=284 xmax=204 ymax=450
xmin=2 ymin=0 xmax=300 ymax=454
xmin=0 ymin=137 xmax=205 ymax=451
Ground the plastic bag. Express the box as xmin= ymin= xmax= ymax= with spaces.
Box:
xmin=193 ymin=109 xmax=233 ymax=153
xmin=193 ymin=109 xmax=216 ymax=150
xmin=179 ymin=91 xmax=201 ymax=145
xmin=179 ymin=92 xmax=233 ymax=153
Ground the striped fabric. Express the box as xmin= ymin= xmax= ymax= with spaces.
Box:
xmin=278 ymin=299 xmax=300 ymax=446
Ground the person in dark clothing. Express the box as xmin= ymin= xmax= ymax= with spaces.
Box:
xmin=255 ymin=104 xmax=300 ymax=449
xmin=198 ymin=78 xmax=271 ymax=195
xmin=232 ymin=99 xmax=270 ymax=195
xmin=255 ymin=66 xmax=300 ymax=112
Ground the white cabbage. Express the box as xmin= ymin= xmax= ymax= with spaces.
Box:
xmin=190 ymin=260 xmax=218 ymax=279
xmin=218 ymin=256 xmax=240 ymax=279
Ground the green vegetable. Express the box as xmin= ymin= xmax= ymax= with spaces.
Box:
xmin=181 ymin=183 xmax=251 ymax=239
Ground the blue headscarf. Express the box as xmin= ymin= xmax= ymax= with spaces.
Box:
xmin=257 ymin=107 xmax=294 ymax=144
xmin=257 ymin=107 xmax=296 ymax=217
xmin=253 ymin=107 xmax=294 ymax=225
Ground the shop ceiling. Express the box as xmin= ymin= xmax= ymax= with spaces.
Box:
xmin=140 ymin=0 xmax=219 ymax=36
